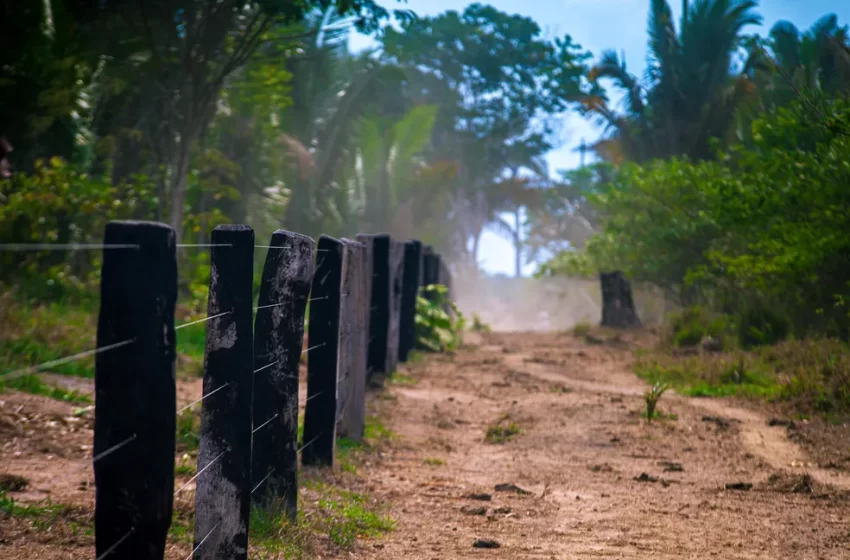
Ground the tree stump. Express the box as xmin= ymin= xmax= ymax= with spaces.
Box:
xmin=599 ymin=271 xmax=641 ymax=328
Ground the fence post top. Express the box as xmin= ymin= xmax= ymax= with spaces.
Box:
xmin=106 ymin=220 xmax=175 ymax=232
xmin=271 ymin=229 xmax=314 ymax=245
xmin=213 ymin=224 xmax=253 ymax=233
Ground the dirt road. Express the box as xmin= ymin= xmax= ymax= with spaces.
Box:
xmin=3 ymin=329 xmax=850 ymax=559
xmin=362 ymin=331 xmax=850 ymax=559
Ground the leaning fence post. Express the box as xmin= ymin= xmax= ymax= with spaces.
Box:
xmin=337 ymin=239 xmax=367 ymax=441
xmin=302 ymin=235 xmax=343 ymax=467
xmin=193 ymin=225 xmax=255 ymax=560
xmin=94 ymin=220 xmax=177 ymax=560
xmin=399 ymin=240 xmax=422 ymax=363
xmin=251 ymin=230 xmax=314 ymax=520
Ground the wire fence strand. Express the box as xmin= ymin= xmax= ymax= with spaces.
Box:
xmin=252 ymin=413 xmax=279 ymax=434
xmin=251 ymin=468 xmax=276 ymax=494
xmin=0 ymin=338 xmax=135 ymax=381
xmin=301 ymin=343 xmax=326 ymax=355
xmin=95 ymin=527 xmax=136 ymax=560
xmin=185 ymin=522 xmax=220 ymax=560
xmin=175 ymin=311 xmax=231 ymax=330
xmin=0 ymin=243 xmax=140 ymax=251
xmin=297 ymin=433 xmax=323 ymax=454
xmin=92 ymin=434 xmax=137 ymax=463
xmin=177 ymin=382 xmax=231 ymax=414
xmin=253 ymin=361 xmax=277 ymax=374
xmin=175 ymin=450 xmax=227 ymax=494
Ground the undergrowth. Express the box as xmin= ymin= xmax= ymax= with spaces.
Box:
xmin=636 ymin=338 xmax=850 ymax=417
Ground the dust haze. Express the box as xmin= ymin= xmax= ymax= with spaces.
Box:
xmin=453 ymin=273 xmax=669 ymax=332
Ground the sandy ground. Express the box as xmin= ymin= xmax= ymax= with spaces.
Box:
xmin=362 ymin=331 xmax=850 ymax=559
xmin=2 ymin=330 xmax=850 ymax=559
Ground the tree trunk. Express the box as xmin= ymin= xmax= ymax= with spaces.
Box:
xmin=514 ymin=206 xmax=522 ymax=278
xmin=168 ymin=136 xmax=192 ymax=243
xmin=600 ymin=271 xmax=641 ymax=328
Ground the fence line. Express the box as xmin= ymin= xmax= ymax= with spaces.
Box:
xmin=4 ymin=220 xmax=452 ymax=558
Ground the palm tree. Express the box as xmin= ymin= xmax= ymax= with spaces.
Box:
xmin=583 ymin=0 xmax=762 ymax=162
xmin=278 ymin=11 xmax=400 ymax=237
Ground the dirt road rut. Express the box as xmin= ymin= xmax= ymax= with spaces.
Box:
xmin=362 ymin=331 xmax=850 ymax=559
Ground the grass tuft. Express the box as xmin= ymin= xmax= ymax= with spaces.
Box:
xmin=485 ymin=414 xmax=521 ymax=444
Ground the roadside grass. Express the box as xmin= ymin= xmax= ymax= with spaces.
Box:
xmin=485 ymin=414 xmax=521 ymax=444
xmin=0 ymin=374 xmax=90 ymax=404
xmin=636 ymin=338 xmax=850 ymax=417
xmin=0 ymin=290 xmax=207 ymax=399
xmin=387 ymin=372 xmax=417 ymax=386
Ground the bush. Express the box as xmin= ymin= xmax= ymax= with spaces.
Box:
xmin=737 ymin=305 xmax=789 ymax=349
xmin=666 ymin=306 xmax=733 ymax=348
xmin=415 ymin=285 xmax=464 ymax=352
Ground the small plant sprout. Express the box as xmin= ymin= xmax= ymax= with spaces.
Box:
xmin=644 ymin=381 xmax=670 ymax=423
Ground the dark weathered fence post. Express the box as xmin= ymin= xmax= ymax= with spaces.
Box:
xmin=94 ymin=221 xmax=177 ymax=560
xmin=386 ymin=240 xmax=405 ymax=374
xmin=354 ymin=234 xmax=374 ymax=378
xmin=193 ymin=225 xmax=255 ymax=560
xmin=399 ymin=240 xmax=422 ymax=363
xmin=337 ymin=239 xmax=367 ymax=441
xmin=302 ymin=235 xmax=343 ymax=467
xmin=251 ymin=230 xmax=314 ymax=520
xmin=361 ymin=233 xmax=391 ymax=380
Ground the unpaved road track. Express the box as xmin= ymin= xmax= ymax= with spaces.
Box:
xmin=3 ymin=330 xmax=850 ymax=559
xmin=363 ymin=331 xmax=850 ymax=559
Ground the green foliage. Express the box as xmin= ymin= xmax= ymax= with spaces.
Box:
xmin=643 ymin=381 xmax=670 ymax=423
xmin=545 ymin=98 xmax=850 ymax=341
xmin=667 ymin=306 xmax=734 ymax=348
xmin=175 ymin=411 xmax=200 ymax=453
xmin=470 ymin=313 xmax=492 ymax=333
xmin=484 ymin=415 xmax=521 ymax=444
xmin=414 ymin=285 xmax=464 ymax=352
xmin=737 ymin=305 xmax=790 ymax=349
xmin=0 ymin=375 xmax=90 ymax=404
xmin=302 ymin=478 xmax=395 ymax=548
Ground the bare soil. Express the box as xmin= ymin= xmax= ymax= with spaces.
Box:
xmin=3 ymin=330 xmax=850 ymax=559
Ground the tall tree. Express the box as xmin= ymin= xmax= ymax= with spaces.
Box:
xmin=583 ymin=0 xmax=762 ymax=163
xmin=381 ymin=3 xmax=591 ymax=264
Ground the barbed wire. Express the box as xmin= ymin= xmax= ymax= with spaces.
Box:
xmin=302 ymin=343 xmax=326 ymax=354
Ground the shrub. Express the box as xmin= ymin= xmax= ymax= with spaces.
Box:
xmin=737 ymin=305 xmax=789 ymax=349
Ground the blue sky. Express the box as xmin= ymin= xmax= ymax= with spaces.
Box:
xmin=349 ymin=0 xmax=850 ymax=276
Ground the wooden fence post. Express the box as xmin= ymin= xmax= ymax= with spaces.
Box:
xmin=302 ymin=235 xmax=343 ymax=467
xmin=360 ymin=233 xmax=391 ymax=380
xmin=337 ymin=239 xmax=367 ymax=441
xmin=193 ymin=225 xmax=255 ymax=560
xmin=354 ymin=234 xmax=374 ymax=377
xmin=385 ymin=240 xmax=405 ymax=375
xmin=251 ymin=230 xmax=314 ymax=520
xmin=399 ymin=240 xmax=422 ymax=363
xmin=94 ymin=221 xmax=177 ymax=560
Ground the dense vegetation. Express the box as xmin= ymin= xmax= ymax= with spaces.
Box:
xmin=541 ymin=3 xmax=850 ymax=347
xmin=2 ymin=0 xmax=850 ymax=413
